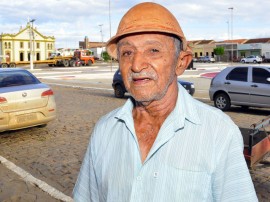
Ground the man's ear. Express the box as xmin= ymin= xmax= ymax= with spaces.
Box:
xmin=175 ymin=51 xmax=193 ymax=76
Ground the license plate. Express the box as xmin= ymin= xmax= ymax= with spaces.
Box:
xmin=17 ymin=113 xmax=37 ymax=123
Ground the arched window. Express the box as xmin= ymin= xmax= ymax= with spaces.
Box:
xmin=4 ymin=42 xmax=7 ymax=49
xmin=36 ymin=52 xmax=40 ymax=60
xmin=20 ymin=52 xmax=24 ymax=61
xmin=8 ymin=42 xmax=11 ymax=49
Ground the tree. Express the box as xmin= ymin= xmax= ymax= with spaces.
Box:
xmin=101 ymin=51 xmax=111 ymax=62
xmin=213 ymin=47 xmax=225 ymax=62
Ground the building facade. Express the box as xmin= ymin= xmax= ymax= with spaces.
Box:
xmin=0 ymin=22 xmax=55 ymax=64
xmin=79 ymin=36 xmax=106 ymax=59
xmin=190 ymin=38 xmax=270 ymax=62
xmin=190 ymin=40 xmax=216 ymax=58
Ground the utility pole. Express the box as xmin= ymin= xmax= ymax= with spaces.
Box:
xmin=228 ymin=7 xmax=233 ymax=63
xmin=227 ymin=21 xmax=230 ymax=62
xmin=99 ymin=24 xmax=104 ymax=57
xmin=99 ymin=24 xmax=103 ymax=44
xmin=29 ymin=19 xmax=35 ymax=70
xmin=109 ymin=0 xmax=113 ymax=72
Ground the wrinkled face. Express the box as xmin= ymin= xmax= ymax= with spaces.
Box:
xmin=117 ymin=33 xmax=178 ymax=103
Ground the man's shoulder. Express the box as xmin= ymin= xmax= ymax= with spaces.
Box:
xmin=191 ymin=97 xmax=236 ymax=126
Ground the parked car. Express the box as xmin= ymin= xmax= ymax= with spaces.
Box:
xmin=240 ymin=55 xmax=262 ymax=64
xmin=112 ymin=69 xmax=195 ymax=98
xmin=0 ymin=68 xmax=56 ymax=132
xmin=192 ymin=58 xmax=198 ymax=62
xmin=201 ymin=56 xmax=215 ymax=63
xmin=209 ymin=66 xmax=270 ymax=111
xmin=197 ymin=56 xmax=205 ymax=62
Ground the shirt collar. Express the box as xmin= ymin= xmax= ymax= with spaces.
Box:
xmin=114 ymin=83 xmax=201 ymax=131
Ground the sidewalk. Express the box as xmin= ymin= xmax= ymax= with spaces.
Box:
xmin=0 ymin=163 xmax=60 ymax=202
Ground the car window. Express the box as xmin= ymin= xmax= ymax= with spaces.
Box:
xmin=0 ymin=70 xmax=40 ymax=87
xmin=252 ymin=67 xmax=270 ymax=84
xmin=226 ymin=67 xmax=248 ymax=82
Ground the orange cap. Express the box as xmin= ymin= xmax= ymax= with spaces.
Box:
xmin=106 ymin=2 xmax=189 ymax=59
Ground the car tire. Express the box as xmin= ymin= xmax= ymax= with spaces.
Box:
xmin=69 ymin=60 xmax=76 ymax=67
xmin=9 ymin=63 xmax=16 ymax=68
xmin=253 ymin=60 xmax=257 ymax=64
xmin=241 ymin=60 xmax=245 ymax=64
xmin=114 ymin=84 xmax=125 ymax=98
xmin=63 ymin=60 xmax=69 ymax=67
xmin=1 ymin=63 xmax=8 ymax=68
xmin=214 ymin=93 xmax=231 ymax=111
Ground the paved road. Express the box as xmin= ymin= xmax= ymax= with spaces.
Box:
xmin=0 ymin=62 xmax=269 ymax=201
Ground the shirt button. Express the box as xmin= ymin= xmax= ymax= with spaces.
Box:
xmin=136 ymin=176 xmax=142 ymax=181
xmin=153 ymin=172 xmax=158 ymax=178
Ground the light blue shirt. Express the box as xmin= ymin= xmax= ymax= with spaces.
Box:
xmin=73 ymin=84 xmax=257 ymax=202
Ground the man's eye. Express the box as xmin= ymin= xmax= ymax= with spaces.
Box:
xmin=122 ymin=51 xmax=132 ymax=56
xmin=150 ymin=49 xmax=159 ymax=53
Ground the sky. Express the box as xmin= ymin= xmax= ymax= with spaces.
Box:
xmin=1 ymin=0 xmax=270 ymax=49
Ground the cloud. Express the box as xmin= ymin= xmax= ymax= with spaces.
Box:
xmin=1 ymin=0 xmax=270 ymax=48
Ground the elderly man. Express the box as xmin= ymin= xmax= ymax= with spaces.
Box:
xmin=73 ymin=2 xmax=257 ymax=202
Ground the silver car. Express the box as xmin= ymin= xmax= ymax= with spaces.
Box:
xmin=209 ymin=66 xmax=270 ymax=111
xmin=0 ymin=68 xmax=56 ymax=132
xmin=240 ymin=55 xmax=262 ymax=64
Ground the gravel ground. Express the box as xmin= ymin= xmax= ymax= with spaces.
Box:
xmin=0 ymin=84 xmax=269 ymax=201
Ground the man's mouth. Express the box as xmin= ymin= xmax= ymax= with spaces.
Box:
xmin=132 ymin=76 xmax=152 ymax=84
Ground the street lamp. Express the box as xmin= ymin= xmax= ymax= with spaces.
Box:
xmin=228 ymin=7 xmax=233 ymax=62
xmin=99 ymin=24 xmax=104 ymax=51
xmin=29 ymin=19 xmax=35 ymax=70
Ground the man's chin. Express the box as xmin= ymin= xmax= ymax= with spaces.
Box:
xmin=130 ymin=92 xmax=164 ymax=105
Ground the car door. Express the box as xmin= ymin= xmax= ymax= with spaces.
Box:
xmin=250 ymin=67 xmax=270 ymax=107
xmin=224 ymin=67 xmax=250 ymax=104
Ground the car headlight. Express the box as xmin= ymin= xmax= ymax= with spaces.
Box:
xmin=191 ymin=84 xmax=195 ymax=88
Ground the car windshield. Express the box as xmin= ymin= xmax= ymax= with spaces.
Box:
xmin=0 ymin=70 xmax=40 ymax=88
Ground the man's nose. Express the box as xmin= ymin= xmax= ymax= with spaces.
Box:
xmin=131 ymin=51 xmax=148 ymax=72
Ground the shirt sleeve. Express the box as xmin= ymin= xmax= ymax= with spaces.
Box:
xmin=212 ymin=125 xmax=258 ymax=202
xmin=73 ymin=136 xmax=99 ymax=202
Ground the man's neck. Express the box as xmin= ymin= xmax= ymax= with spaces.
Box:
xmin=132 ymin=82 xmax=178 ymax=120
xmin=132 ymin=82 xmax=179 ymax=162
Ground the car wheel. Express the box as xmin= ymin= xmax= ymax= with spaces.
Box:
xmin=63 ymin=60 xmax=69 ymax=67
xmin=241 ymin=60 xmax=245 ymax=64
xmin=9 ymin=63 xmax=16 ymax=68
xmin=1 ymin=63 xmax=8 ymax=68
xmin=69 ymin=60 xmax=75 ymax=67
xmin=214 ymin=93 xmax=231 ymax=111
xmin=253 ymin=60 xmax=257 ymax=64
xmin=114 ymin=85 xmax=125 ymax=98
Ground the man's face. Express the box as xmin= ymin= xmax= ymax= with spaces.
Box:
xmin=117 ymin=33 xmax=178 ymax=103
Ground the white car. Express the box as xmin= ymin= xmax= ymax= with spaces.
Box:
xmin=202 ymin=56 xmax=215 ymax=63
xmin=0 ymin=68 xmax=56 ymax=132
xmin=240 ymin=55 xmax=262 ymax=64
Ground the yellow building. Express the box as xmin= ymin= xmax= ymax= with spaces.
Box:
xmin=0 ymin=22 xmax=55 ymax=65
xmin=189 ymin=40 xmax=216 ymax=58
